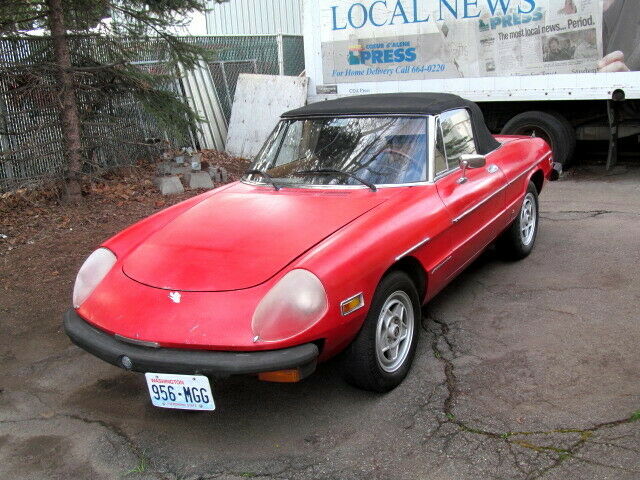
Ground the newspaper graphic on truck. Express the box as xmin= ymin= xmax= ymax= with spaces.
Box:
xmin=319 ymin=0 xmax=638 ymax=83
xmin=304 ymin=0 xmax=640 ymax=168
xmin=310 ymin=0 xmax=640 ymax=96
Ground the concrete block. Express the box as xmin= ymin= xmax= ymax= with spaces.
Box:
xmin=158 ymin=161 xmax=189 ymax=175
xmin=208 ymin=166 xmax=229 ymax=183
xmin=156 ymin=161 xmax=172 ymax=175
xmin=207 ymin=167 xmax=219 ymax=181
xmin=174 ymin=164 xmax=191 ymax=175
xmin=188 ymin=153 xmax=203 ymax=171
xmin=185 ymin=171 xmax=214 ymax=189
xmin=154 ymin=175 xmax=184 ymax=195
xmin=157 ymin=161 xmax=190 ymax=175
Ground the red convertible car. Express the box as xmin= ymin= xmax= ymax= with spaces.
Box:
xmin=64 ymin=93 xmax=558 ymax=409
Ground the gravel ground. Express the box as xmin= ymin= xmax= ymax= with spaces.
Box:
xmin=0 ymin=164 xmax=638 ymax=480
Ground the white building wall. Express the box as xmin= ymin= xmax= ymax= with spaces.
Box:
xmin=206 ymin=0 xmax=302 ymax=35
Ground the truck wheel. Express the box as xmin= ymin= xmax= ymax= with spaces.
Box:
xmin=342 ymin=271 xmax=420 ymax=392
xmin=548 ymin=111 xmax=576 ymax=166
xmin=501 ymin=111 xmax=573 ymax=166
xmin=497 ymin=182 xmax=539 ymax=261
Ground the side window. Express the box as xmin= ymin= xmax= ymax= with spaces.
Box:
xmin=434 ymin=121 xmax=447 ymax=175
xmin=438 ymin=109 xmax=476 ymax=171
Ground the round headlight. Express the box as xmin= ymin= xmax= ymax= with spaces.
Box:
xmin=251 ymin=269 xmax=328 ymax=342
xmin=73 ymin=248 xmax=117 ymax=308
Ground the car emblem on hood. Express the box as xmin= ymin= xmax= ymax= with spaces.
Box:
xmin=168 ymin=291 xmax=181 ymax=303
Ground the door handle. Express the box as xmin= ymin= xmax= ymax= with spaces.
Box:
xmin=487 ymin=164 xmax=499 ymax=174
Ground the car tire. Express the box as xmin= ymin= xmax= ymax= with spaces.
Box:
xmin=497 ymin=182 xmax=539 ymax=261
xmin=341 ymin=271 xmax=420 ymax=392
xmin=501 ymin=111 xmax=574 ymax=167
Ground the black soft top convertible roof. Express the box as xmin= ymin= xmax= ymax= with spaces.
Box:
xmin=281 ymin=93 xmax=500 ymax=155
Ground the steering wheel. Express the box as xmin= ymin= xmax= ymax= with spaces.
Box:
xmin=379 ymin=148 xmax=413 ymax=161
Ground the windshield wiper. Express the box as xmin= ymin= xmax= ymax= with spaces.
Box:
xmin=297 ymin=169 xmax=377 ymax=192
xmin=244 ymin=169 xmax=282 ymax=191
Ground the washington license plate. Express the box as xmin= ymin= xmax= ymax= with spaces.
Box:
xmin=144 ymin=373 xmax=215 ymax=411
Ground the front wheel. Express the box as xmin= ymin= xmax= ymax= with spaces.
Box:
xmin=341 ymin=271 xmax=420 ymax=392
xmin=497 ymin=182 xmax=539 ymax=260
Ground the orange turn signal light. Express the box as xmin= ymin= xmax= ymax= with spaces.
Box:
xmin=258 ymin=369 xmax=302 ymax=383
xmin=340 ymin=293 xmax=364 ymax=316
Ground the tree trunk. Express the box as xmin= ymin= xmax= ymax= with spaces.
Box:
xmin=46 ymin=0 xmax=83 ymax=202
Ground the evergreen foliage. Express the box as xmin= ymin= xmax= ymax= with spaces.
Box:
xmin=0 ymin=0 xmax=215 ymax=198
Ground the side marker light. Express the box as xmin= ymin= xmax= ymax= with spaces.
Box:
xmin=340 ymin=293 xmax=365 ymax=316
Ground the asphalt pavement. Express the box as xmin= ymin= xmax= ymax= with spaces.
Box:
xmin=1 ymin=165 xmax=639 ymax=480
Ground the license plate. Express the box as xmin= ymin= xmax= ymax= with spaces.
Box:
xmin=144 ymin=373 xmax=215 ymax=411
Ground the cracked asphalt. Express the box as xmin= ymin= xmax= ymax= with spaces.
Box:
xmin=1 ymin=165 xmax=639 ymax=479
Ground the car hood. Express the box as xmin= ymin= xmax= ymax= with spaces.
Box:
xmin=122 ymin=183 xmax=387 ymax=292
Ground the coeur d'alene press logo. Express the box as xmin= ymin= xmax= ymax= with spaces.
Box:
xmin=348 ymin=41 xmax=417 ymax=65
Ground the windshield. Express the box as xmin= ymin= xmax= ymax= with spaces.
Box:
xmin=245 ymin=117 xmax=428 ymax=187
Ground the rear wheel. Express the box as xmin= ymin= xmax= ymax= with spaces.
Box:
xmin=342 ymin=271 xmax=420 ymax=392
xmin=548 ymin=111 xmax=576 ymax=166
xmin=501 ymin=111 xmax=575 ymax=167
xmin=497 ymin=182 xmax=539 ymax=261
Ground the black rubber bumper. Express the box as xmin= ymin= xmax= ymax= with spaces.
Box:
xmin=63 ymin=310 xmax=319 ymax=377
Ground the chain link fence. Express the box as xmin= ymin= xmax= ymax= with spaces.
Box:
xmin=0 ymin=34 xmax=304 ymax=192
xmin=187 ymin=35 xmax=304 ymax=120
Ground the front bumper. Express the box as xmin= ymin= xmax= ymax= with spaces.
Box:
xmin=63 ymin=310 xmax=319 ymax=377
xmin=549 ymin=162 xmax=562 ymax=181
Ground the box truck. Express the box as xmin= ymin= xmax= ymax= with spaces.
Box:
xmin=303 ymin=0 xmax=640 ymax=167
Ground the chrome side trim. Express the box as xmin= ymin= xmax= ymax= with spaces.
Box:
xmin=444 ymin=207 xmax=509 ymax=283
xmin=452 ymin=183 xmax=508 ymax=223
xmin=340 ymin=293 xmax=365 ymax=316
xmin=114 ymin=334 xmax=160 ymax=349
xmin=451 ymin=163 xmax=541 ymax=224
xmin=431 ymin=255 xmax=452 ymax=274
xmin=506 ymin=164 xmax=537 ymax=188
xmin=395 ymin=237 xmax=431 ymax=261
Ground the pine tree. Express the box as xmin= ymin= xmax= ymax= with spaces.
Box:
xmin=0 ymin=0 xmax=215 ymax=201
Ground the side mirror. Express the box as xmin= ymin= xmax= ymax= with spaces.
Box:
xmin=457 ymin=154 xmax=487 ymax=184
xmin=460 ymin=154 xmax=486 ymax=168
